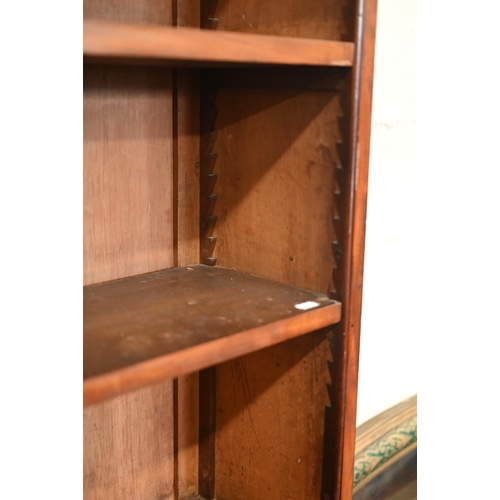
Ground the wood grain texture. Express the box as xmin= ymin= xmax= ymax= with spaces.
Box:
xmin=175 ymin=68 xmax=201 ymax=500
xmin=83 ymin=382 xmax=174 ymax=500
xmin=83 ymin=64 xmax=176 ymax=500
xmin=211 ymin=79 xmax=344 ymax=499
xmin=212 ymin=0 xmax=350 ymax=41
xmin=176 ymin=69 xmax=200 ymax=267
xmin=216 ymin=330 xmax=332 ymax=500
xmin=177 ymin=0 xmax=200 ymax=28
xmin=84 ymin=265 xmax=341 ymax=406
xmin=198 ymin=64 xmax=219 ymax=498
xmin=338 ymin=0 xmax=379 ymax=499
xmin=212 ymin=86 xmax=341 ymax=291
xmin=176 ymin=373 xmax=200 ymax=499
xmin=83 ymin=65 xmax=174 ymax=285
xmin=174 ymin=4 xmax=201 ymax=496
xmin=83 ymin=21 xmax=355 ymax=67
xmin=84 ymin=0 xmax=171 ymax=24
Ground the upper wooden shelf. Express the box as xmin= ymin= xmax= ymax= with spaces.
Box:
xmin=83 ymin=20 xmax=355 ymax=67
xmin=84 ymin=265 xmax=341 ymax=406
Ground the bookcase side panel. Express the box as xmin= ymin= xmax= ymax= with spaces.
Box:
xmin=339 ymin=0 xmax=378 ymax=497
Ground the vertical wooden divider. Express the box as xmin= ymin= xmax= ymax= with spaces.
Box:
xmin=198 ymin=69 xmax=218 ymax=500
xmin=198 ymin=1 xmax=218 ymax=498
xmin=175 ymin=1 xmax=201 ymax=498
xmin=174 ymin=67 xmax=201 ymax=499
xmin=317 ymin=0 xmax=378 ymax=499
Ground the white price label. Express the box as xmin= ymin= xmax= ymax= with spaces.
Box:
xmin=294 ymin=301 xmax=320 ymax=311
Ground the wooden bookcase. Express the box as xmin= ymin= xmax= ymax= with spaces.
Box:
xmin=83 ymin=0 xmax=377 ymax=498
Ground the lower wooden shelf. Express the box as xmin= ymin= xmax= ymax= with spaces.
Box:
xmin=84 ymin=264 xmax=341 ymax=406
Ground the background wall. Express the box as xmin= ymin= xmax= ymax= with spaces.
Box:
xmin=356 ymin=0 xmax=417 ymax=426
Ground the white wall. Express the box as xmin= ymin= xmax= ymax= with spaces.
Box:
xmin=355 ymin=0 xmax=417 ymax=426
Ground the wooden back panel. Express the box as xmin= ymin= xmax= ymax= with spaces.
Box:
xmin=83 ymin=65 xmax=174 ymax=286
xmin=84 ymin=384 xmax=174 ymax=500
xmin=84 ymin=0 xmax=171 ymax=24
xmin=212 ymin=86 xmax=340 ymax=290
xmin=83 ymin=63 xmax=176 ymax=500
xmin=207 ymin=0 xmax=352 ymax=41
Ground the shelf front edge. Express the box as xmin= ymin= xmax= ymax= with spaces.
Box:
xmin=83 ymin=20 xmax=355 ymax=67
xmin=83 ymin=302 xmax=341 ymax=407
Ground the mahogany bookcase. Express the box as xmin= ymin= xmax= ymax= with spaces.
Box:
xmin=83 ymin=0 xmax=377 ymax=498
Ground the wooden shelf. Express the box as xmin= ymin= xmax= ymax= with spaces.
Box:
xmin=83 ymin=20 xmax=355 ymax=67
xmin=84 ymin=265 xmax=341 ymax=406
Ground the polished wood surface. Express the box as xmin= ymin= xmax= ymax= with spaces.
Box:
xmin=84 ymin=265 xmax=341 ymax=406
xmin=175 ymin=69 xmax=200 ymax=268
xmin=83 ymin=20 xmax=355 ymax=67
xmin=317 ymin=2 xmax=378 ymax=498
xmin=83 ymin=65 xmax=174 ymax=285
xmin=83 ymin=0 xmax=378 ymax=494
xmin=216 ymin=330 xmax=332 ymax=500
xmin=338 ymin=0 xmax=378 ymax=499
xmin=84 ymin=383 xmax=175 ymax=500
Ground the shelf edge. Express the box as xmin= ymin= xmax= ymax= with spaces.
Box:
xmin=83 ymin=301 xmax=341 ymax=407
xmin=83 ymin=20 xmax=355 ymax=67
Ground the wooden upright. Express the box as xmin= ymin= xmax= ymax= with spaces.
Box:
xmin=83 ymin=0 xmax=377 ymax=498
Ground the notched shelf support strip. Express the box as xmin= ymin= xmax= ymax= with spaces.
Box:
xmin=321 ymin=12 xmax=355 ymax=498
xmin=200 ymin=72 xmax=219 ymax=266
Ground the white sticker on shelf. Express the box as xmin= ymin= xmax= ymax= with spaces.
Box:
xmin=294 ymin=301 xmax=320 ymax=311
